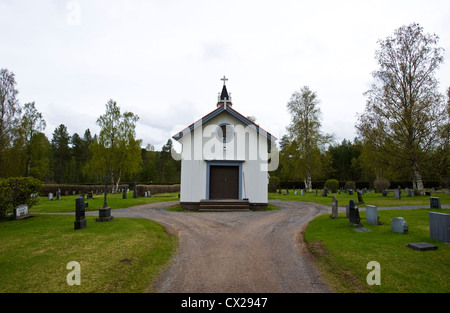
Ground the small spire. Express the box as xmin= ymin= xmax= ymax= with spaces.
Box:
xmin=217 ymin=75 xmax=232 ymax=107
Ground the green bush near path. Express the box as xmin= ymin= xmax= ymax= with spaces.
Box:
xmin=0 ymin=214 xmax=177 ymax=293
xmin=305 ymin=208 xmax=450 ymax=293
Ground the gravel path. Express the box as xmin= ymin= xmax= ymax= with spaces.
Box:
xmin=111 ymin=200 xmax=332 ymax=293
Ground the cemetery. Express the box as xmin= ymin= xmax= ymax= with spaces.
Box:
xmin=303 ymin=187 xmax=450 ymax=292
xmin=1 ymin=17 xmax=449 ymax=294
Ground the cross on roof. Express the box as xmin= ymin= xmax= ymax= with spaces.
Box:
xmin=221 ymin=75 xmax=228 ymax=85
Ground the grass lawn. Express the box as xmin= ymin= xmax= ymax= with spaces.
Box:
xmin=31 ymin=192 xmax=179 ymax=213
xmin=269 ymin=189 xmax=450 ymax=208
xmin=305 ymin=208 xmax=450 ymax=293
xmin=0 ymin=214 xmax=177 ymax=293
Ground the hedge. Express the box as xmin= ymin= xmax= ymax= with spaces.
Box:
xmin=41 ymin=184 xmax=130 ymax=196
xmin=40 ymin=184 xmax=180 ymax=198
xmin=136 ymin=184 xmax=180 ymax=197
xmin=277 ymin=180 xmax=444 ymax=190
xmin=0 ymin=177 xmax=42 ymax=219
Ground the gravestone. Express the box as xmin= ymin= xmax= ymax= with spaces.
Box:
xmin=300 ymin=190 xmax=304 ymax=196
xmin=407 ymin=189 xmax=414 ymax=197
xmin=357 ymin=191 xmax=364 ymax=204
xmin=429 ymin=212 xmax=450 ymax=243
xmin=425 ymin=191 xmax=431 ymax=196
xmin=345 ymin=205 xmax=349 ymax=218
xmin=407 ymin=242 xmax=438 ymax=251
xmin=74 ymin=196 xmax=88 ymax=230
xmin=87 ymin=191 xmax=93 ymax=199
xmin=348 ymin=189 xmax=353 ymax=195
xmin=133 ymin=183 xmax=138 ymax=198
xmin=391 ymin=217 xmax=408 ymax=234
xmin=394 ymin=189 xmax=401 ymax=200
xmin=279 ymin=188 xmax=282 ymax=194
xmin=322 ymin=188 xmax=327 ymax=197
xmin=96 ymin=206 xmax=114 ymax=222
xmin=366 ymin=205 xmax=378 ymax=226
xmin=331 ymin=196 xmax=338 ymax=219
xmin=382 ymin=190 xmax=388 ymax=197
xmin=13 ymin=204 xmax=29 ymax=220
xmin=48 ymin=193 xmax=53 ymax=201
xmin=123 ymin=189 xmax=127 ymax=199
xmin=57 ymin=189 xmax=61 ymax=200
xmin=348 ymin=200 xmax=361 ymax=226
xmin=430 ymin=197 xmax=441 ymax=209
xmin=285 ymin=188 xmax=289 ymax=195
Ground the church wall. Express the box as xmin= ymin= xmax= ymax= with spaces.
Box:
xmin=178 ymin=110 xmax=269 ymax=205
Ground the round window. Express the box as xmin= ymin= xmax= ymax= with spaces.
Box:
xmin=216 ymin=123 xmax=234 ymax=143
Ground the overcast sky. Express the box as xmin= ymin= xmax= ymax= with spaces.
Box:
xmin=1 ymin=0 xmax=449 ymax=151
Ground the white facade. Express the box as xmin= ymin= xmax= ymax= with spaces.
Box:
xmin=174 ymin=102 xmax=276 ymax=207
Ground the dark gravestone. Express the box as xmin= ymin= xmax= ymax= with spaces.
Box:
xmin=87 ymin=191 xmax=93 ymax=199
xmin=331 ymin=196 xmax=338 ymax=219
xmin=407 ymin=189 xmax=414 ymax=197
xmin=133 ymin=183 xmax=138 ymax=198
xmin=285 ymin=188 xmax=289 ymax=195
xmin=348 ymin=200 xmax=361 ymax=226
xmin=123 ymin=188 xmax=127 ymax=199
xmin=425 ymin=191 xmax=431 ymax=196
xmin=74 ymin=196 xmax=88 ymax=230
xmin=430 ymin=197 xmax=441 ymax=209
xmin=96 ymin=206 xmax=114 ymax=222
xmin=357 ymin=191 xmax=364 ymax=204
xmin=382 ymin=190 xmax=388 ymax=197
xmin=429 ymin=212 xmax=450 ymax=243
xmin=322 ymin=187 xmax=327 ymax=197
xmin=407 ymin=242 xmax=438 ymax=251
xmin=315 ymin=189 xmax=318 ymax=196
xmin=348 ymin=189 xmax=353 ymax=195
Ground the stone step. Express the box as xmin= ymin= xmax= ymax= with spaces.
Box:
xmin=199 ymin=199 xmax=250 ymax=211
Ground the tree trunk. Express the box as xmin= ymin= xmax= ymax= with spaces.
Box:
xmin=412 ymin=165 xmax=425 ymax=195
xmin=115 ymin=168 xmax=122 ymax=194
xmin=103 ymin=172 xmax=109 ymax=209
xmin=304 ymin=175 xmax=312 ymax=192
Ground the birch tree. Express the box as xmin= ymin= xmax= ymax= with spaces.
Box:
xmin=86 ymin=100 xmax=142 ymax=207
xmin=286 ymin=86 xmax=331 ymax=191
xmin=356 ymin=23 xmax=446 ymax=195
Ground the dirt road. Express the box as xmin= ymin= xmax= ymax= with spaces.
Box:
xmin=112 ymin=200 xmax=332 ymax=293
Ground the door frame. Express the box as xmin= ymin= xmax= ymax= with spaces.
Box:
xmin=206 ymin=160 xmax=244 ymax=200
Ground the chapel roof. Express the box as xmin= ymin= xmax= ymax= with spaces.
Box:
xmin=172 ymin=77 xmax=276 ymax=142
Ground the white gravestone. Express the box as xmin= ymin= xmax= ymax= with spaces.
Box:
xmin=14 ymin=204 xmax=29 ymax=220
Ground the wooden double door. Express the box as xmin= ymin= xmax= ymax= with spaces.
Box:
xmin=209 ymin=166 xmax=239 ymax=200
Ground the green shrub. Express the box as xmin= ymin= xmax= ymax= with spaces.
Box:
xmin=373 ymin=177 xmax=390 ymax=192
xmin=268 ymin=176 xmax=280 ymax=193
xmin=344 ymin=181 xmax=356 ymax=190
xmin=0 ymin=177 xmax=42 ymax=219
xmin=324 ymin=179 xmax=339 ymax=193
